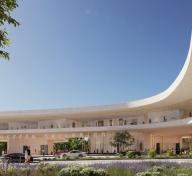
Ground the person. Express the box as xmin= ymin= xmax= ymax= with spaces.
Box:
xmin=24 ymin=149 xmax=28 ymax=163
xmin=26 ymin=146 xmax=31 ymax=163
xmin=149 ymin=118 xmax=151 ymax=124
xmin=27 ymin=146 xmax=31 ymax=156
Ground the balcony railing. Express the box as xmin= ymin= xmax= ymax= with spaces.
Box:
xmin=0 ymin=117 xmax=190 ymax=133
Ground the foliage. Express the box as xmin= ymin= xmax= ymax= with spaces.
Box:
xmin=182 ymin=137 xmax=192 ymax=151
xmin=136 ymin=166 xmax=192 ymax=176
xmin=147 ymin=166 xmax=164 ymax=173
xmin=68 ymin=137 xmax=89 ymax=151
xmin=189 ymin=151 xmax=192 ymax=158
xmin=58 ymin=165 xmax=108 ymax=176
xmin=0 ymin=0 xmax=20 ymax=60
xmin=136 ymin=171 xmax=161 ymax=176
xmin=4 ymin=164 xmax=60 ymax=176
xmin=107 ymin=168 xmax=134 ymax=176
xmin=148 ymin=149 xmax=156 ymax=158
xmin=53 ymin=142 xmax=70 ymax=152
xmin=119 ymin=151 xmax=127 ymax=156
xmin=126 ymin=151 xmax=140 ymax=159
xmin=166 ymin=149 xmax=175 ymax=157
xmin=118 ymin=153 xmax=125 ymax=158
xmin=3 ymin=163 xmax=192 ymax=176
xmin=0 ymin=141 xmax=7 ymax=155
xmin=53 ymin=137 xmax=89 ymax=152
xmin=136 ymin=166 xmax=169 ymax=176
xmin=110 ymin=131 xmax=134 ymax=153
xmin=33 ymin=164 xmax=60 ymax=176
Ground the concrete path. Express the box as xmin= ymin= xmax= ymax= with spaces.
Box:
xmin=44 ymin=159 xmax=192 ymax=166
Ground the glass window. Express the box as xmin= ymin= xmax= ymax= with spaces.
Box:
xmin=130 ymin=119 xmax=137 ymax=125
xmin=109 ymin=120 xmax=113 ymax=126
xmin=72 ymin=122 xmax=76 ymax=128
xmin=119 ymin=119 xmax=124 ymax=126
xmin=98 ymin=120 xmax=104 ymax=127
xmin=40 ymin=145 xmax=48 ymax=155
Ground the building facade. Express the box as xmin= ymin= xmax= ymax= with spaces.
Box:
xmin=0 ymin=36 xmax=192 ymax=155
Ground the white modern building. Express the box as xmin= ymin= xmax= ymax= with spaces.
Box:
xmin=1 ymin=36 xmax=192 ymax=155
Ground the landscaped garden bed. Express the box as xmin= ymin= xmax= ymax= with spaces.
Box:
xmin=41 ymin=150 xmax=192 ymax=161
xmin=2 ymin=161 xmax=192 ymax=176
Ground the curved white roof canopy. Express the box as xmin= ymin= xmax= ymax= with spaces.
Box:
xmin=126 ymin=34 xmax=192 ymax=109
xmin=0 ymin=35 xmax=192 ymax=120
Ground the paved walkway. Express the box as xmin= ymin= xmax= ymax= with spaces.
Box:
xmin=1 ymin=159 xmax=192 ymax=169
xmin=44 ymin=159 xmax=192 ymax=166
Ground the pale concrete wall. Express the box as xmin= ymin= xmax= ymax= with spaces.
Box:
xmin=151 ymin=135 xmax=180 ymax=152
xmin=89 ymin=131 xmax=150 ymax=153
xmin=0 ymin=132 xmax=185 ymax=155
xmin=8 ymin=135 xmax=47 ymax=154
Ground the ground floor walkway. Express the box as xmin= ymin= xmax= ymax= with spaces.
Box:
xmin=0 ymin=122 xmax=191 ymax=155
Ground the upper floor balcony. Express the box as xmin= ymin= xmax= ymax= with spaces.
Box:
xmin=0 ymin=115 xmax=190 ymax=134
xmin=0 ymin=117 xmax=191 ymax=134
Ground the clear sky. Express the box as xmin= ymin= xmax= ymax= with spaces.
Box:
xmin=0 ymin=0 xmax=192 ymax=111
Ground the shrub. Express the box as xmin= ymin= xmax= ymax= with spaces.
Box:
xmin=58 ymin=165 xmax=108 ymax=176
xmin=136 ymin=167 xmax=164 ymax=176
xmin=79 ymin=167 xmax=96 ymax=176
xmin=127 ymin=151 xmax=137 ymax=158
xmin=136 ymin=171 xmax=161 ymax=176
xmin=148 ymin=149 xmax=156 ymax=158
xmin=93 ymin=169 xmax=108 ymax=176
xmin=189 ymin=151 xmax=192 ymax=158
xmin=34 ymin=163 xmax=60 ymax=176
xmin=118 ymin=153 xmax=125 ymax=158
xmin=166 ymin=149 xmax=175 ymax=157
xmin=119 ymin=151 xmax=127 ymax=156
xmin=62 ymin=156 xmax=72 ymax=160
xmin=148 ymin=166 xmax=164 ymax=172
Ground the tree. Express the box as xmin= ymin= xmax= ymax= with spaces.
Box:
xmin=68 ymin=137 xmax=89 ymax=151
xmin=53 ymin=142 xmax=70 ymax=152
xmin=0 ymin=142 xmax=7 ymax=155
xmin=53 ymin=137 xmax=90 ymax=152
xmin=0 ymin=0 xmax=20 ymax=60
xmin=110 ymin=131 xmax=134 ymax=153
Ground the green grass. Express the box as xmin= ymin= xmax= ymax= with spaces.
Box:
xmin=107 ymin=166 xmax=192 ymax=176
xmin=107 ymin=168 xmax=134 ymax=176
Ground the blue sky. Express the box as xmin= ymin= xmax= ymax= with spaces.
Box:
xmin=0 ymin=0 xmax=191 ymax=111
